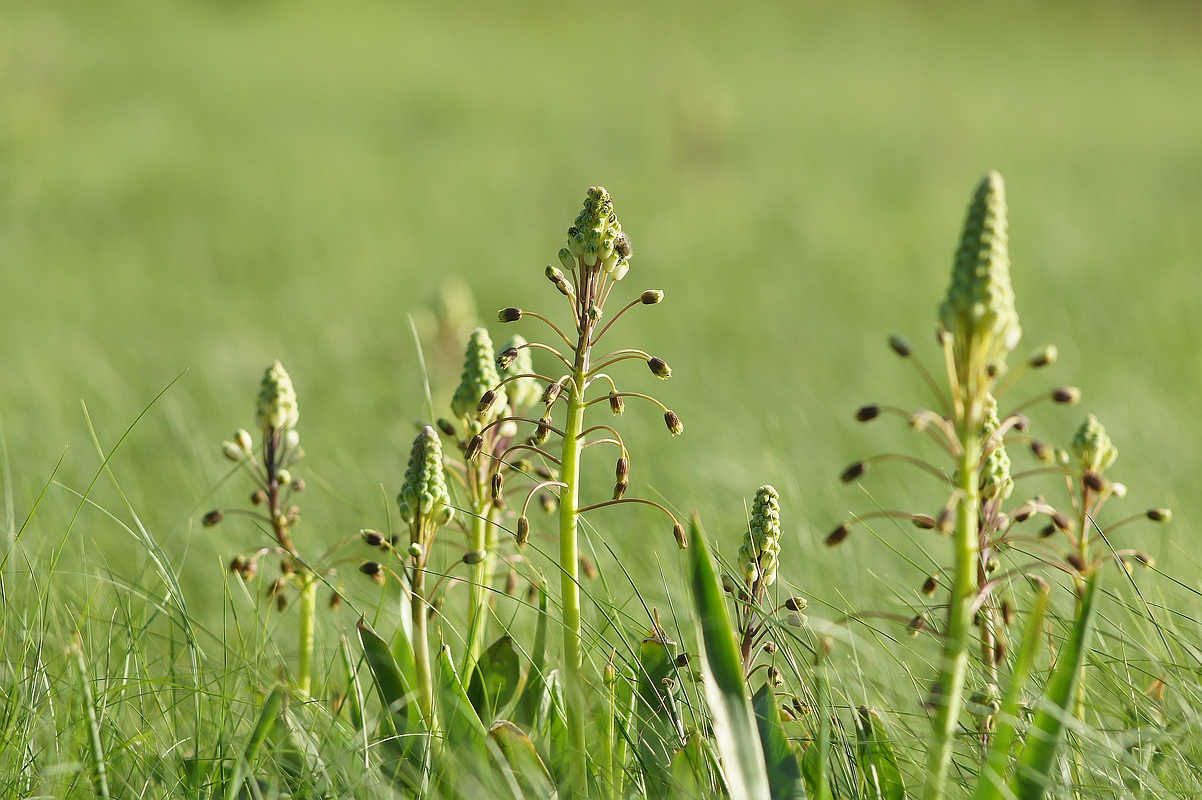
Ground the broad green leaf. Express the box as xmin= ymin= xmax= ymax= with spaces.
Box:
xmin=358 ymin=618 xmax=427 ymax=787
xmin=637 ymin=631 xmax=681 ymax=798
xmin=489 ymin=720 xmax=556 ymax=798
xmin=339 ymin=634 xmax=365 ymax=731
xmin=467 ymin=635 xmax=522 ymax=723
xmin=971 ymin=586 xmax=1050 ymax=800
xmin=669 ymin=733 xmax=714 ymax=799
xmin=437 ymin=643 xmax=488 ymax=751
xmin=753 ymin=683 xmax=807 ymax=800
xmin=854 ymin=706 xmax=904 ymax=800
xmin=686 ymin=512 xmax=771 ymax=800
xmin=1013 ymin=571 xmax=1100 ymax=799
xmin=224 ymin=685 xmax=286 ymax=800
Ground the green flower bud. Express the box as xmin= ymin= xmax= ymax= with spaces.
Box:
xmin=737 ymin=485 xmax=782 ymax=588
xmin=647 ymin=357 xmax=672 ymax=380
xmin=938 ymin=172 xmax=1022 ymax=394
xmin=498 ymin=335 xmax=539 ymax=410
xmin=979 ymin=394 xmax=1014 ymax=501
xmin=255 ymin=360 xmax=299 ymax=435
xmin=397 ymin=426 xmax=454 ymax=531
xmin=275 ymin=468 xmax=292 ymax=487
xmin=451 ymin=328 xmax=506 ymax=431
xmin=640 ymin=289 xmax=664 ymax=305
xmin=558 ymin=247 xmax=575 ymax=271
xmin=235 ymin=429 xmax=253 ymax=453
xmin=498 ymin=307 xmax=523 ymax=323
xmin=664 ymin=410 xmax=683 ymax=436
xmin=1072 ymin=414 xmax=1118 ymax=475
xmin=222 ymin=441 xmax=244 ymax=462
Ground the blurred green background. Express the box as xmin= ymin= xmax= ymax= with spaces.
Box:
xmin=3 ymin=1 xmax=1201 ymax=623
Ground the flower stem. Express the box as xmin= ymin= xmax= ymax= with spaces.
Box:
xmin=464 ymin=500 xmax=497 ymax=676
xmin=412 ymin=556 xmax=435 ymax=728
xmin=559 ymin=368 xmax=589 ymax=798
xmin=924 ymin=428 xmax=981 ymax=800
xmin=296 ymin=571 xmax=317 ymax=696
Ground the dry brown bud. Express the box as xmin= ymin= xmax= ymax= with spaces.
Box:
xmin=1030 ymin=439 xmax=1054 ymax=464
xmin=1147 ymin=508 xmax=1172 ymax=523
xmin=516 ymin=516 xmax=530 ymax=546
xmin=491 ymin=472 xmax=504 ymax=503
xmin=251 ymin=490 xmax=267 ymax=506
xmin=855 ymin=404 xmax=881 ymax=422
xmin=640 ymin=289 xmax=664 ymax=305
xmin=361 ymin=529 xmax=386 ymax=547
xmin=840 ymin=461 xmax=868 ymax=485
xmin=463 ymin=549 xmax=486 ymax=566
xmin=329 ymin=592 xmax=343 ymax=611
xmin=1065 ymin=552 xmax=1088 ymax=572
xmin=436 ymin=418 xmax=457 ymax=438
xmin=1082 ymin=471 xmax=1105 ymax=492
xmin=784 ymin=596 xmax=808 ymax=612
xmin=673 ymin=523 xmax=687 ymax=550
xmin=912 ymin=513 xmax=938 ymax=530
xmin=908 ymin=615 xmax=928 ymax=637
xmin=1051 ymin=511 xmax=1072 ymax=532
xmin=203 ymin=509 xmax=224 ymax=528
xmin=664 ymin=410 xmax=684 ymax=436
xmin=825 ymin=523 xmax=851 ymax=546
xmin=888 ymin=334 xmax=913 ymax=357
xmin=498 ymin=307 xmax=523 ymax=323
xmin=465 ymin=434 xmax=484 ymax=461
xmin=1051 ymin=386 xmax=1082 ymax=405
xmin=922 ymin=576 xmax=939 ymax=596
xmin=608 ymin=392 xmax=625 ymax=415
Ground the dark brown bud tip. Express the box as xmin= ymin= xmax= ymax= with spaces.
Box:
xmin=673 ymin=523 xmax=687 ymax=550
xmin=498 ymin=307 xmax=523 ymax=323
xmin=1030 ymin=439 xmax=1054 ymax=464
xmin=541 ymin=382 xmax=562 ymax=406
xmin=291 ymin=478 xmax=305 ymax=493
xmin=491 ymin=472 xmax=504 ymax=503
xmin=908 ymin=615 xmax=928 ymax=637
xmin=664 ymin=410 xmax=684 ymax=436
xmin=1051 ymin=386 xmax=1082 ymax=405
xmin=1134 ymin=551 xmax=1156 ymax=567
xmin=840 ymin=461 xmax=868 ymax=485
xmin=496 ymin=347 xmax=519 ymax=371
xmin=1011 ymin=414 xmax=1030 ymax=432
xmin=855 ymin=404 xmax=881 ymax=422
xmin=329 ymin=592 xmax=343 ymax=611
xmin=912 ymin=513 xmax=937 ymax=530
xmin=465 ymin=434 xmax=484 ymax=461
xmin=825 ymin=523 xmax=851 ymax=546
xmin=1040 ymin=524 xmax=1056 ymax=538
xmin=936 ymin=507 xmax=953 ymax=535
xmin=203 ymin=509 xmax=224 ymax=528
xmin=612 ymin=479 xmax=628 ymax=501
xmin=648 ymin=357 xmax=672 ymax=380
xmin=463 ymin=549 xmax=486 ymax=566
xmin=229 ymin=555 xmax=247 ymax=574
xmin=784 ymin=596 xmax=808 ymax=612
xmin=1082 ymin=471 xmax=1106 ymax=492
xmin=1065 ymin=552 xmax=1088 ymax=573
xmin=436 ymin=418 xmax=457 ymax=438
xmin=1002 ymin=599 xmax=1015 ymax=626
xmin=922 ymin=576 xmax=938 ymax=596
xmin=516 ymin=516 xmax=530 ymax=546
xmin=641 ymin=289 xmax=664 ymax=305
xmin=1051 ymin=511 xmax=1072 ymax=533
xmin=1028 ymin=345 xmax=1058 ymax=369
xmin=477 ymin=390 xmax=498 ymax=416
xmin=361 ymin=529 xmax=386 ymax=547
xmin=1147 ymin=508 xmax=1172 ymax=523
xmin=888 ymin=334 xmax=913 ymax=358
xmin=359 ymin=561 xmax=383 ymax=577
xmin=1012 ymin=502 xmax=1035 ymax=522
xmin=251 ymin=490 xmax=266 ymax=506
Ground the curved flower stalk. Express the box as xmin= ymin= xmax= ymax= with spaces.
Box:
xmin=206 ymin=360 xmax=323 ymax=696
xmin=487 ymin=186 xmax=683 ymax=797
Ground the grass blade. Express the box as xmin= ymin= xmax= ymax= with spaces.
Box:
xmin=224 ymin=685 xmax=286 ymax=800
xmin=686 ymin=512 xmax=771 ymax=800
xmin=752 ymin=682 xmax=807 ymax=800
xmin=855 ymin=706 xmax=905 ymax=800
xmin=69 ymin=634 xmax=111 ymax=799
xmin=1013 ymin=571 xmax=1100 ymax=799
xmin=490 ymin=720 xmax=556 ymax=798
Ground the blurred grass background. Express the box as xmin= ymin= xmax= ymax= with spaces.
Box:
xmin=2 ymin=0 xmax=1201 ymax=631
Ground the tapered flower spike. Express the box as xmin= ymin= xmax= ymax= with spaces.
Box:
xmin=939 ymin=171 xmax=1022 ymax=397
xmin=980 ymin=394 xmax=1014 ymax=502
xmin=497 ymin=334 xmax=540 ymax=410
xmin=737 ymin=485 xmax=782 ymax=588
xmin=397 ymin=426 xmax=454 ymax=529
xmin=1072 ymin=414 xmax=1118 ymax=475
xmin=255 ymin=360 xmax=299 ymax=435
xmin=566 ymin=186 xmax=631 ymax=275
xmin=451 ymin=328 xmax=506 ymax=432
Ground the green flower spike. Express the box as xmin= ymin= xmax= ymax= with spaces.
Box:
xmin=1072 ymin=414 xmax=1118 ymax=475
xmin=939 ymin=171 xmax=1022 ymax=402
xmin=451 ymin=327 xmax=506 ymax=432
xmin=397 ymin=426 xmax=454 ymax=531
xmin=567 ymin=186 xmax=631 ymax=277
xmin=498 ymin=334 xmax=539 ymax=410
xmin=979 ymin=394 xmax=1014 ymax=502
xmin=737 ymin=485 xmax=782 ymax=588
xmin=255 ymin=360 xmax=299 ymax=435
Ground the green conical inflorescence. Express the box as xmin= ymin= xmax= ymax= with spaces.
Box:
xmin=398 ymin=426 xmax=454 ymax=530
xmin=1072 ymin=414 xmax=1118 ymax=475
xmin=737 ymin=485 xmax=782 ymax=587
xmin=979 ymin=394 xmax=1014 ymax=502
xmin=939 ymin=171 xmax=1022 ymax=393
xmin=498 ymin=335 xmax=539 ymax=410
xmin=255 ymin=360 xmax=299 ymax=435
xmin=564 ymin=186 xmax=631 ymax=278
xmin=451 ymin=327 xmax=506 ymax=432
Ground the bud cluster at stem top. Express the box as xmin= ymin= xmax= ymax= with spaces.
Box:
xmin=255 ymin=360 xmax=299 ymax=435
xmin=398 ymin=426 xmax=454 ymax=530
xmin=939 ymin=171 xmax=1022 ymax=393
xmin=737 ymin=485 xmax=782 ymax=588
xmin=1072 ymin=414 xmax=1118 ymax=476
xmin=565 ymin=186 xmax=632 ymax=279
xmin=451 ymin=327 xmax=506 ymax=432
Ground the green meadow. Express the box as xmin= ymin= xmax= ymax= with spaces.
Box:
xmin=4 ymin=2 xmax=1202 ymax=797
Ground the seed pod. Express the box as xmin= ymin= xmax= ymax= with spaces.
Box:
xmin=640 ymin=289 xmax=664 ymax=305
xmin=498 ymin=307 xmax=523 ymax=323
xmin=647 ymin=357 xmax=672 ymax=380
xmin=840 ymin=461 xmax=868 ymax=484
xmin=664 ymin=410 xmax=684 ymax=436
xmin=673 ymin=523 xmax=687 ymax=550
xmin=855 ymin=404 xmax=881 ymax=422
xmin=516 ymin=516 xmax=530 ymax=546
xmin=203 ymin=509 xmax=224 ymax=528
xmin=491 ymin=472 xmax=504 ymax=503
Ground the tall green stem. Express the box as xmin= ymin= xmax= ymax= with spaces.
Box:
xmin=924 ymin=429 xmax=981 ymax=800
xmin=412 ymin=555 xmax=434 ymax=728
xmin=559 ymin=366 xmax=588 ymax=797
xmin=465 ymin=498 xmax=493 ymax=675
xmin=296 ymin=571 xmax=317 ymax=696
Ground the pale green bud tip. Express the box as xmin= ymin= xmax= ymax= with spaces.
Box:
xmin=397 ymin=426 xmax=454 ymax=528
xmin=255 ymin=360 xmax=299 ymax=434
xmin=1071 ymin=414 xmax=1118 ymax=475
xmin=451 ymin=328 xmax=506 ymax=426
xmin=938 ymin=171 xmax=1022 ymax=380
xmin=567 ymin=186 xmax=631 ymax=275
xmin=648 ymin=357 xmax=672 ymax=379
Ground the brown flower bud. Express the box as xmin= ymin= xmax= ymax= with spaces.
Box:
xmin=840 ymin=461 xmax=868 ymax=485
xmin=922 ymin=576 xmax=939 ymax=596
xmin=491 ymin=472 xmax=504 ymax=503
xmin=640 ymin=289 xmax=664 ymax=305
xmin=608 ymin=392 xmax=625 ymax=415
xmin=888 ymin=334 xmax=913 ymax=357
xmin=476 ymin=389 xmax=499 ymax=417
xmin=1002 ymin=599 xmax=1015 ymax=626
xmin=329 ymin=592 xmax=343 ymax=611
xmin=1051 ymin=511 xmax=1072 ymax=532
xmin=203 ymin=509 xmax=224 ymax=528
xmin=361 ymin=529 xmax=386 ymax=547
xmin=1040 ymin=524 xmax=1056 ymax=538
xmin=825 ymin=523 xmax=851 ymax=546
xmin=516 ymin=516 xmax=530 ymax=546
xmin=505 ymin=571 xmax=518 ymax=596
xmin=539 ymin=492 xmax=556 ymax=514
xmin=664 ymin=410 xmax=684 ymax=436
xmin=912 ymin=513 xmax=937 ymax=530
xmin=229 ymin=555 xmax=248 ymax=574
xmin=579 ymin=555 xmax=598 ymax=579
xmin=1012 ymin=502 xmax=1035 ymax=522
xmin=291 ymin=478 xmax=305 ymax=493
xmin=648 ymin=357 xmax=672 ymax=380
xmin=436 ymin=418 xmax=457 ymax=438
xmin=359 ymin=561 xmax=386 ymax=585
xmin=251 ymin=490 xmax=267 ymax=506
xmin=855 ymin=404 xmax=881 ymax=422
xmin=612 ymin=479 xmax=628 ymax=501
xmin=1051 ymin=386 xmax=1082 ymax=405
xmin=1065 ymin=552 xmax=1087 ymax=573
xmin=1030 ymin=439 xmax=1054 ymax=464
xmin=673 ymin=523 xmax=687 ymax=550
xmin=908 ymin=615 xmax=928 ymax=637
xmin=463 ymin=549 xmax=486 ymax=565
xmin=541 ymin=382 xmax=562 ymax=406
xmin=784 ymin=596 xmax=808 ymax=612
xmin=498 ymin=307 xmax=523 ymax=323
xmin=936 ymin=507 xmax=953 ymax=535
xmin=496 ymin=347 xmax=520 ymax=371
xmin=465 ymin=434 xmax=484 ymax=461
xmin=1028 ymin=345 xmax=1058 ymax=368
xmin=1147 ymin=508 xmax=1172 ymax=523
xmin=1082 ymin=471 xmax=1106 ymax=492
